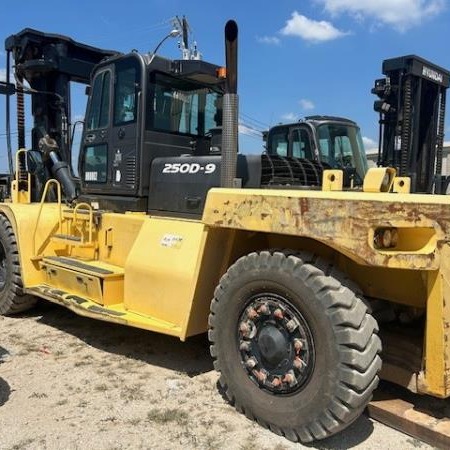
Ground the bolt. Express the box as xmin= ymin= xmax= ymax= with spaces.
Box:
xmin=257 ymin=304 xmax=270 ymax=315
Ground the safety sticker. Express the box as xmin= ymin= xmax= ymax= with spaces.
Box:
xmin=160 ymin=234 xmax=183 ymax=248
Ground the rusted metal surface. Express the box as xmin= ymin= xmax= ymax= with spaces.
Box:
xmin=369 ymin=382 xmax=450 ymax=449
xmin=203 ymin=189 xmax=450 ymax=269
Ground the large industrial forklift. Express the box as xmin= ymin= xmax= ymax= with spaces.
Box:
xmin=1 ymin=21 xmax=450 ymax=443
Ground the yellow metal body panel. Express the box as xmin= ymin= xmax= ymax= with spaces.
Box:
xmin=0 ymin=202 xmax=64 ymax=286
xmin=417 ymin=245 xmax=450 ymax=397
xmin=97 ymin=213 xmax=146 ymax=266
xmin=322 ymin=170 xmax=343 ymax=191
xmin=27 ymin=284 xmax=182 ymax=337
xmin=40 ymin=262 xmax=103 ymax=302
xmin=124 ymin=217 xmax=208 ymax=335
xmin=363 ymin=167 xmax=396 ymax=192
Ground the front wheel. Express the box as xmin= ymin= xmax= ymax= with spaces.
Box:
xmin=0 ymin=215 xmax=36 ymax=315
xmin=208 ymin=250 xmax=381 ymax=442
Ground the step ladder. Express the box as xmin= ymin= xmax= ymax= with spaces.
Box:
xmin=38 ymin=255 xmax=124 ymax=306
xmin=32 ymin=179 xmax=97 ymax=259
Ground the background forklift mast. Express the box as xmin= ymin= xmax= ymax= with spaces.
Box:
xmin=372 ymin=55 xmax=450 ymax=193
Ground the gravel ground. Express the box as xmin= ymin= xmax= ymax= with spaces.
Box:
xmin=0 ymin=301 xmax=435 ymax=450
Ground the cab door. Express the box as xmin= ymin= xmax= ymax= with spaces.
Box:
xmin=109 ymin=57 xmax=141 ymax=195
xmin=80 ymin=67 xmax=112 ymax=192
xmin=288 ymin=126 xmax=317 ymax=160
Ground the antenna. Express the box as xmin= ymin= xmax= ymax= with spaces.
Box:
xmin=173 ymin=15 xmax=202 ymax=60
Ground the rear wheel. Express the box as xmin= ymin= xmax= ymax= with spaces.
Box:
xmin=208 ymin=250 xmax=381 ymax=442
xmin=0 ymin=215 xmax=36 ymax=315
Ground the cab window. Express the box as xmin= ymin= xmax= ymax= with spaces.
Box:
xmin=86 ymin=71 xmax=111 ymax=130
xmin=291 ymin=128 xmax=313 ymax=159
xmin=114 ymin=60 xmax=140 ymax=126
xmin=83 ymin=144 xmax=107 ymax=183
xmin=148 ymin=73 xmax=222 ymax=136
xmin=268 ymin=127 xmax=288 ymax=157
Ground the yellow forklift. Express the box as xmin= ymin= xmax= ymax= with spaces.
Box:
xmin=0 ymin=21 xmax=449 ymax=443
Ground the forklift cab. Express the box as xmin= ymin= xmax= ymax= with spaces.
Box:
xmin=266 ymin=117 xmax=369 ymax=185
xmin=78 ymin=53 xmax=225 ymax=208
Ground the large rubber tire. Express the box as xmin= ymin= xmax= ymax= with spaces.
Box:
xmin=208 ymin=250 xmax=381 ymax=442
xmin=0 ymin=215 xmax=36 ymax=315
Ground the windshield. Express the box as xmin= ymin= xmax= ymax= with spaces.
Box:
xmin=317 ymin=123 xmax=368 ymax=182
xmin=148 ymin=73 xmax=222 ymax=136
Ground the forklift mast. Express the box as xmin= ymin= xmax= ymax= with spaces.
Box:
xmin=4 ymin=29 xmax=118 ymax=163
xmin=372 ymin=55 xmax=450 ymax=193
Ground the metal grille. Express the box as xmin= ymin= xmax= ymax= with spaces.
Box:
xmin=261 ymin=154 xmax=330 ymax=187
xmin=125 ymin=156 xmax=137 ymax=188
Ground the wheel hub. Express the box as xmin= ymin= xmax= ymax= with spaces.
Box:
xmin=257 ymin=326 xmax=288 ymax=368
xmin=238 ymin=294 xmax=315 ymax=394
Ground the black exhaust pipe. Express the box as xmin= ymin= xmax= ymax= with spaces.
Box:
xmin=221 ymin=20 xmax=239 ymax=188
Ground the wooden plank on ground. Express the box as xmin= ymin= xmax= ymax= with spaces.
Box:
xmin=368 ymin=382 xmax=450 ymax=449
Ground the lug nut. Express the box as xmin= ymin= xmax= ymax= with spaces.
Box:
xmin=286 ymin=319 xmax=298 ymax=332
xmin=283 ymin=371 xmax=297 ymax=386
xmin=293 ymin=357 xmax=304 ymax=370
xmin=274 ymin=308 xmax=284 ymax=319
xmin=239 ymin=341 xmax=250 ymax=352
xmin=247 ymin=307 xmax=258 ymax=319
xmin=272 ymin=377 xmax=282 ymax=387
xmin=245 ymin=357 xmax=258 ymax=369
xmin=239 ymin=321 xmax=250 ymax=336
xmin=294 ymin=339 xmax=303 ymax=352
xmin=257 ymin=304 xmax=270 ymax=315
xmin=254 ymin=370 xmax=267 ymax=383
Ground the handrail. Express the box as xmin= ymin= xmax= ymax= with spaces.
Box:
xmin=32 ymin=179 xmax=62 ymax=257
xmin=72 ymin=202 xmax=93 ymax=244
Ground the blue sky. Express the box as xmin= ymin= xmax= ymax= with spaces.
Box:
xmin=1 ymin=0 xmax=450 ymax=171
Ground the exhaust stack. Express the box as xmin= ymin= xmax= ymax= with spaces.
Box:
xmin=221 ymin=20 xmax=239 ymax=188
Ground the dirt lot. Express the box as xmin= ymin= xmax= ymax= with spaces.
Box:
xmin=0 ymin=301 xmax=433 ymax=450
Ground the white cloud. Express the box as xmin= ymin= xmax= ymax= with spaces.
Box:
xmin=257 ymin=35 xmax=281 ymax=45
xmin=281 ymin=112 xmax=300 ymax=122
xmin=281 ymin=11 xmax=349 ymax=43
xmin=319 ymin=0 xmax=445 ymax=31
xmin=239 ymin=122 xmax=262 ymax=137
xmin=362 ymin=136 xmax=378 ymax=150
xmin=299 ymin=99 xmax=315 ymax=111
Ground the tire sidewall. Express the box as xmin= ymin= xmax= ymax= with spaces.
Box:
xmin=0 ymin=217 xmax=14 ymax=310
